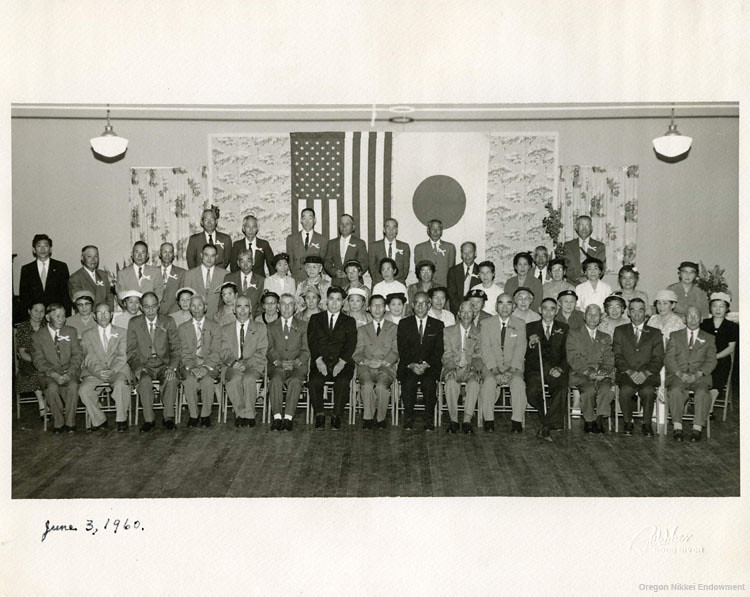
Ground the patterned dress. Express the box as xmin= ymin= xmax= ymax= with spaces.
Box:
xmin=14 ymin=320 xmax=42 ymax=392
xmin=647 ymin=313 xmax=686 ymax=348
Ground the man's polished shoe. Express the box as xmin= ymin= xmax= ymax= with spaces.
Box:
xmin=199 ymin=416 xmax=211 ymax=428
xmin=483 ymin=420 xmax=495 ymax=432
xmin=66 ymin=426 xmax=77 ymax=434
xmin=446 ymin=421 xmax=459 ymax=434
xmin=376 ymin=419 xmax=387 ymax=429
xmin=462 ymin=422 xmax=474 ymax=435
xmin=596 ymin=416 xmax=607 ymax=434
xmin=163 ymin=419 xmax=176 ymax=430
xmin=510 ymin=421 xmax=523 ymax=434
xmin=282 ymin=418 xmax=293 ymax=431
xmin=90 ymin=420 xmax=108 ymax=432
xmin=331 ymin=415 xmax=342 ymax=429
xmin=690 ymin=430 xmax=702 ymax=443
xmin=271 ymin=418 xmax=283 ymax=431
xmin=642 ymin=423 xmax=654 ymax=437
xmin=187 ymin=417 xmax=199 ymax=428
xmin=314 ymin=414 xmax=326 ymax=429
xmin=623 ymin=422 xmax=634 ymax=436
xmin=52 ymin=426 xmax=64 ymax=434
xmin=235 ymin=416 xmax=244 ymax=428
xmin=140 ymin=421 xmax=154 ymax=433
xmin=424 ymin=421 xmax=435 ymax=431
xmin=536 ymin=426 xmax=552 ymax=442
xmin=673 ymin=429 xmax=684 ymax=442
xmin=403 ymin=418 xmax=414 ymax=430
xmin=117 ymin=421 xmax=128 ymax=433
xmin=246 ymin=418 xmax=256 ymax=428
xmin=362 ymin=419 xmax=374 ymax=430
xmin=583 ymin=421 xmax=593 ymax=433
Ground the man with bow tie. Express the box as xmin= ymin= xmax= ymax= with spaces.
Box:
xmin=211 ymin=295 xmax=268 ymax=427
xmin=32 ymin=303 xmax=83 ymax=432
xmin=178 ymin=295 xmax=221 ymax=427
xmin=179 ymin=244 xmax=228 ymax=320
xmin=613 ymin=297 xmax=664 ymax=437
xmin=78 ymin=302 xmax=130 ymax=432
xmin=266 ymin=293 xmax=309 ymax=430
xmin=665 ymin=306 xmax=717 ymax=442
xmin=227 ymin=214 xmax=275 ymax=276
xmin=20 ymin=233 xmax=72 ymax=315
xmin=323 ymin=214 xmax=369 ymax=289
xmin=224 ymin=248 xmax=265 ymax=319
xmin=68 ymin=244 xmax=115 ymax=311
xmin=413 ymin=219 xmax=456 ymax=287
xmin=115 ymin=241 xmax=164 ymax=304
xmin=286 ymin=207 xmax=329 ymax=282
xmin=561 ymin=215 xmax=608 ymax=284
xmin=157 ymin=242 xmax=186 ymax=315
xmin=368 ymin=218 xmax=411 ymax=285
xmin=185 ymin=208 xmax=233 ymax=270
xmin=447 ymin=241 xmax=481 ymax=315
xmin=126 ymin=292 xmax=180 ymax=432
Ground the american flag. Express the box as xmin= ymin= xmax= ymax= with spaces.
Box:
xmin=291 ymin=132 xmax=392 ymax=246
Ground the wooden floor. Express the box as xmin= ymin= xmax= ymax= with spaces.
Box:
xmin=12 ymin=397 xmax=740 ymax=498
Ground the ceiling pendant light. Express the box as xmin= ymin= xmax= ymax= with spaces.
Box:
xmin=652 ymin=107 xmax=692 ymax=159
xmin=90 ymin=105 xmax=128 ymax=158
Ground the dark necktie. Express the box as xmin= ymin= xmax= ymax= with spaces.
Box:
xmin=537 ymin=269 xmax=543 ymax=282
xmin=137 ymin=266 xmax=143 ymax=280
xmin=388 ymin=243 xmax=393 ymax=259
xmin=284 ymin=320 xmax=289 ymax=335
xmin=305 ymin=233 xmax=310 ymax=250
xmin=163 ymin=268 xmax=168 ymax=284
xmin=500 ymin=322 xmax=506 ymax=350
xmin=148 ymin=321 xmax=155 ymax=339
xmin=208 ymin=234 xmax=214 ymax=246
xmin=688 ymin=331 xmax=695 ymax=349
xmin=418 ymin=318 xmax=424 ymax=342
xmin=242 ymin=275 xmax=247 ymax=293
xmin=329 ymin=315 xmax=334 ymax=331
xmin=54 ymin=331 xmax=61 ymax=359
xmin=545 ymin=325 xmax=551 ymax=340
xmin=239 ymin=323 xmax=245 ymax=358
xmin=634 ymin=326 xmax=640 ymax=344
xmin=376 ymin=322 xmax=381 ymax=336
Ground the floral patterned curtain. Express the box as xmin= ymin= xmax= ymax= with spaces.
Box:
xmin=554 ymin=165 xmax=639 ymax=274
xmin=128 ymin=167 xmax=208 ymax=268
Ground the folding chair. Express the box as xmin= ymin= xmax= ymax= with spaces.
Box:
xmin=394 ymin=380 xmax=438 ymax=426
xmin=349 ymin=379 xmax=398 ymax=425
xmin=476 ymin=384 xmax=512 ymax=426
xmin=263 ymin=373 xmax=310 ymax=424
xmin=16 ymin=391 xmax=45 ymax=420
xmin=664 ymin=389 xmax=712 ymax=439
xmin=219 ymin=367 xmax=267 ymax=424
xmin=83 ymin=383 xmax=134 ymax=428
xmin=566 ymin=386 xmax=614 ymax=431
xmin=42 ymin=395 xmax=88 ymax=431
xmin=176 ymin=378 xmax=224 ymax=424
xmin=436 ymin=380 xmax=480 ymax=427
xmin=613 ymin=386 xmax=659 ymax=432
xmin=133 ymin=380 xmax=173 ymax=425
xmin=710 ymin=352 xmax=735 ymax=422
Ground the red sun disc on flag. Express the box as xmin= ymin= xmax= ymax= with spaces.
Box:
xmin=412 ymin=175 xmax=466 ymax=229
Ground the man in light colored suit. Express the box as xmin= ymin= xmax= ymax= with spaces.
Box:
xmin=266 ymin=293 xmax=310 ymax=430
xmin=126 ymin=292 xmax=180 ymax=432
xmin=447 ymin=241 xmax=481 ymax=316
xmin=561 ymin=215 xmax=607 ymax=284
xmin=323 ymin=213 xmax=369 ymax=289
xmin=179 ymin=244 xmax=228 ymax=320
xmin=115 ymin=241 xmax=164 ymax=303
xmin=665 ymin=306 xmax=717 ymax=442
xmin=68 ymin=245 xmax=115 ymax=311
xmin=210 ymin=295 xmax=268 ymax=427
xmin=286 ymin=207 xmax=329 ymax=282
xmin=32 ymin=303 xmax=83 ymax=432
xmin=441 ymin=301 xmax=484 ymax=434
xmin=223 ymin=248 xmax=265 ymax=319
xmin=566 ymin=304 xmax=615 ymax=434
xmin=178 ymin=295 xmax=221 ymax=427
xmin=185 ymin=208 xmax=233 ymax=269
xmin=353 ymin=294 xmax=399 ymax=429
xmin=479 ymin=293 xmax=527 ymax=433
xmin=78 ymin=302 xmax=130 ymax=432
xmin=368 ymin=218 xmax=410 ymax=285
xmin=157 ymin=242 xmax=186 ymax=314
xmin=227 ymin=214 xmax=275 ymax=276
xmin=413 ymin=219 xmax=457 ymax=287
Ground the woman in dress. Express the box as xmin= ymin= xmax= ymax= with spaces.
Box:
xmin=300 ymin=287 xmax=323 ymax=322
xmin=255 ymin=291 xmax=280 ymax=325
xmin=503 ymin=252 xmax=544 ymax=312
xmin=214 ymin=282 xmax=238 ymax=327
xmin=470 ymin=260 xmax=502 ymax=315
xmin=112 ymin=290 xmax=142 ymax=329
xmin=14 ymin=300 xmax=46 ymax=419
xmin=342 ymin=259 xmax=370 ymax=314
xmin=67 ymin=290 xmax=97 ymax=339
xmin=427 ymin=286 xmax=455 ymax=326
xmin=542 ymin=258 xmax=575 ymax=299
xmin=512 ymin=287 xmax=541 ymax=323
xmin=371 ymin=258 xmax=407 ymax=306
xmin=346 ymin=287 xmax=371 ymax=327
xmin=263 ymin=253 xmax=296 ymax=297
xmin=699 ymin=292 xmax=738 ymax=394
xmin=575 ymin=257 xmax=612 ymax=311
xmin=598 ymin=295 xmax=629 ymax=337
xmin=170 ymin=287 xmax=195 ymax=327
xmin=407 ymin=260 xmax=437 ymax=311
xmin=384 ymin=293 xmax=407 ymax=325
xmin=615 ymin=264 xmax=650 ymax=315
xmin=647 ymin=289 xmax=685 ymax=348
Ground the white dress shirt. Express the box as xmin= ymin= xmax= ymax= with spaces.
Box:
xmin=575 ymin=280 xmax=613 ymax=311
xmin=339 ymin=235 xmax=352 ymax=261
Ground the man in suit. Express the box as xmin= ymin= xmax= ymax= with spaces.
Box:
xmin=267 ymin=293 xmax=310 ymax=430
xmin=353 ymin=294 xmax=398 ymax=429
xmin=115 ymin=241 xmax=164 ymax=303
xmin=286 ymin=207 xmax=329 ymax=282
xmin=227 ymin=214 xmax=275 ymax=276
xmin=68 ymin=244 xmax=115 ymax=311
xmin=441 ymin=300 xmax=484 ymax=434
xmin=479 ymin=293 xmax=527 ymax=433
xmin=613 ymin=297 xmax=664 ymax=437
xmin=178 ymin=295 xmax=221 ymax=427
xmin=210 ymin=295 xmax=268 ymax=427
xmin=566 ymin=304 xmax=615 ymax=434
xmin=525 ymin=297 xmax=569 ymax=439
xmin=179 ymin=244 xmax=228 ymax=320
xmin=157 ymin=242 xmax=186 ymax=314
xmin=223 ymin=248 xmax=265 ymax=319
xmin=126 ymin=292 xmax=180 ymax=432
xmin=324 ymin=213 xmax=369 ymax=289
xmin=397 ymin=291 xmax=444 ymax=430
xmin=532 ymin=245 xmax=551 ymax=285
xmin=368 ymin=218 xmax=410 ymax=285
xmin=413 ymin=219 xmax=457 ymax=287
xmin=78 ymin=302 xmax=130 ymax=432
xmin=561 ymin=215 xmax=607 ymax=284
xmin=447 ymin=241 xmax=481 ymax=315
xmin=32 ymin=303 xmax=82 ymax=432
xmin=20 ymin=233 xmax=72 ymax=315
xmin=307 ymin=286 xmax=358 ymax=429
xmin=185 ymin=208 xmax=233 ymax=269
xmin=665 ymin=306 xmax=717 ymax=442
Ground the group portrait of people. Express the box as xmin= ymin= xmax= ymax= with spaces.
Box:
xmin=14 ymin=206 xmax=737 ymax=443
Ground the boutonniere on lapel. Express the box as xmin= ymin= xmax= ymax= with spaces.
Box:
xmin=597 ymin=336 xmax=609 ymax=345
xmin=95 ymin=279 xmax=106 ymax=287
xmin=694 ymin=336 xmax=706 ymax=344
xmin=509 ymin=331 xmax=518 ymax=338
xmin=247 ymin=282 xmax=258 ymax=289
xmin=394 ymin=247 xmax=404 ymax=256
xmin=434 ymin=242 xmax=446 ymax=256
xmin=155 ymin=325 xmax=167 ymax=333
xmin=552 ymin=328 xmax=564 ymax=336
xmin=167 ymin=273 xmax=179 ymax=281
xmin=109 ymin=333 xmax=119 ymax=339
xmin=57 ymin=334 xmax=71 ymax=342
xmin=215 ymin=240 xmax=225 ymax=248
xmin=141 ymin=274 xmax=152 ymax=281
xmin=348 ymin=243 xmax=357 ymax=249
xmin=310 ymin=242 xmax=320 ymax=249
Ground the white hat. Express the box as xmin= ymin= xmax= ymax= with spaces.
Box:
xmin=710 ymin=291 xmax=731 ymax=304
xmin=175 ymin=286 xmax=197 ymax=299
xmin=654 ymin=289 xmax=678 ymax=303
xmin=118 ymin=289 xmax=142 ymax=301
xmin=347 ymin=287 xmax=368 ymax=299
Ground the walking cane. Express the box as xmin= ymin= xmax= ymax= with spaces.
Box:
xmin=537 ymin=339 xmax=547 ymax=417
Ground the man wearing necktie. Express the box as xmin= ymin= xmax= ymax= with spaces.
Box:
xmin=412 ymin=219 xmax=456 ymax=287
xmin=222 ymin=249 xmax=265 ymax=320
xmin=115 ymin=241 xmax=164 ymax=306
xmin=31 ymin=303 xmax=83 ymax=432
xmin=532 ymin=246 xmax=551 ymax=285
xmin=353 ymin=294 xmax=399 ymax=429
xmin=67 ymin=244 xmax=115 ymax=312
xmin=524 ymin=297 xmax=570 ymax=439
xmin=126 ymin=292 xmax=180 ymax=432
xmin=20 ymin=233 xmax=73 ymax=315
xmin=560 ymin=216 xmax=608 ymax=284
xmin=613 ymin=297 xmax=664 ymax=437
xmin=446 ymin=241 xmax=481 ymax=316
xmin=285 ymin=207 xmax=329 ymax=283
xmin=368 ymin=218 xmax=411 ymax=285
xmin=227 ymin=214 xmax=276 ymax=276
xmin=211 ymin=295 xmax=268 ymax=427
xmin=185 ymin=208 xmax=233 ymax=269
xmin=178 ymin=295 xmax=221 ymax=427
xmin=178 ymin=244 xmax=228 ymax=320
xmin=307 ymin=287 xmax=358 ymax=429
xmin=665 ymin=306 xmax=717 ymax=442
xmin=157 ymin=242 xmax=186 ymax=315
xmin=323 ymin=214 xmax=369 ymax=290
